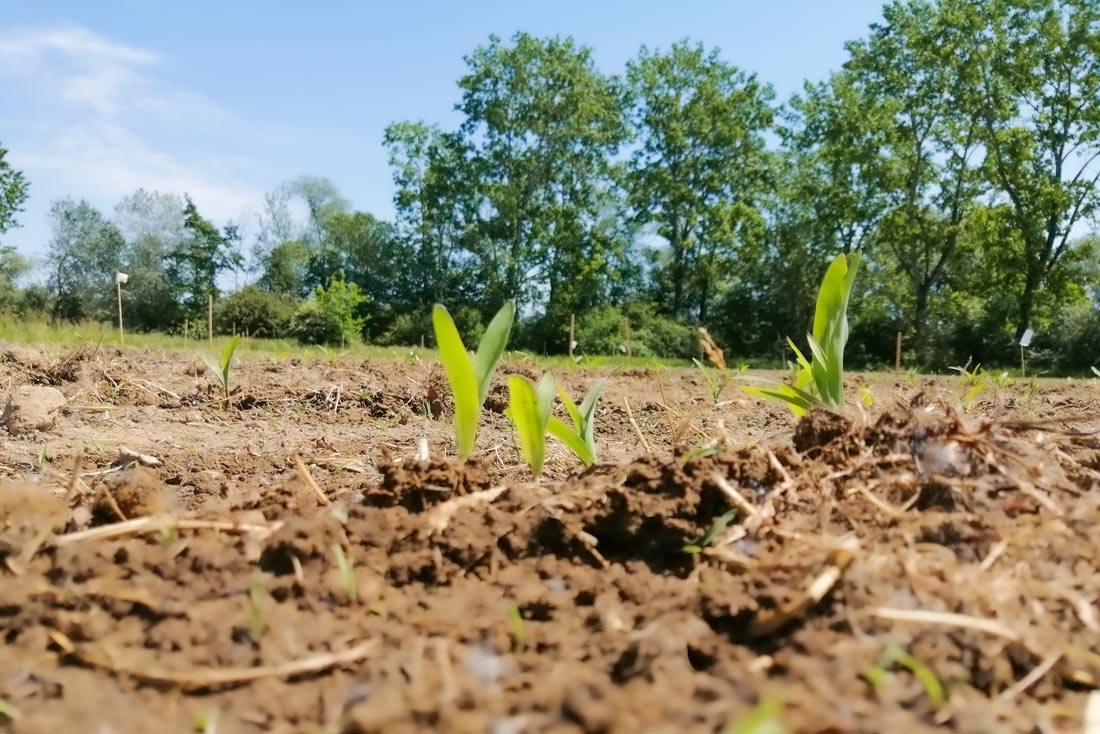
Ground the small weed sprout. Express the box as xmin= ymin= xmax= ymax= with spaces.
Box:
xmin=330 ymin=543 xmax=358 ymax=604
xmin=683 ymin=508 xmax=737 ymax=553
xmin=547 ymin=378 xmax=606 ymax=466
xmin=863 ymin=643 xmax=945 ymax=706
xmin=695 ymin=327 xmax=732 ymax=403
xmin=201 ymin=334 xmax=241 ymax=409
xmin=433 ymin=301 xmax=515 ymax=456
xmin=743 ymin=252 xmax=860 ymax=415
xmin=505 ymin=602 xmax=527 ymax=655
xmin=724 ymin=696 xmax=787 ymax=734
xmin=248 ymin=570 xmax=270 ymax=643
xmin=508 ymin=373 xmax=556 ymax=477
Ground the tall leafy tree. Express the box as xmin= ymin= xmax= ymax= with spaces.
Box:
xmin=843 ymin=0 xmax=987 ymax=352
xmin=169 ymin=196 xmax=242 ymax=320
xmin=0 ymin=145 xmax=29 ymax=239
xmin=384 ymin=121 xmax=479 ymax=314
xmin=46 ymin=199 xmax=124 ymax=321
xmin=626 ymin=41 xmax=774 ymax=322
xmin=945 ymin=0 xmax=1100 ymax=337
xmin=456 ymin=33 xmax=627 ymax=319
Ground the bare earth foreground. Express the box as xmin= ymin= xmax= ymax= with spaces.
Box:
xmin=1 ymin=343 xmax=1099 ymax=734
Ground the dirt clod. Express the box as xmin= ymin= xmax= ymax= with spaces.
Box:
xmin=1 ymin=384 xmax=67 ymax=434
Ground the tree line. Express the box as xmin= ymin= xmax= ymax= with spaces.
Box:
xmin=1 ymin=0 xmax=1099 ymax=370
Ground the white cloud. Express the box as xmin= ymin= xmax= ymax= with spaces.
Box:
xmin=0 ymin=25 xmax=264 ymax=244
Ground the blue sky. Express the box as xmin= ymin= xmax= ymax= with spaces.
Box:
xmin=0 ymin=1 xmax=886 ymax=260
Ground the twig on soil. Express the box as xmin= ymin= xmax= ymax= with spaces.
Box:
xmin=978 ymin=538 xmax=1009 ymax=571
xmin=98 ymin=481 xmax=128 ymax=522
xmin=711 ymin=474 xmax=759 ymax=519
xmin=65 ymin=451 xmax=83 ymax=500
xmin=748 ymin=534 xmax=859 ymax=638
xmin=294 ymin=454 xmax=331 ymax=506
xmin=623 ymin=397 xmax=651 ymax=455
xmin=56 ymin=515 xmax=281 ymax=545
xmin=853 ymin=486 xmax=904 ymax=517
xmin=870 ymin=607 xmax=1021 ymax=642
xmin=424 ymin=485 xmax=508 ymax=534
xmin=45 ymin=628 xmax=376 ymax=691
xmin=998 ymin=650 xmax=1062 ymax=701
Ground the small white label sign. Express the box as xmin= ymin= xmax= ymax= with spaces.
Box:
xmin=1019 ymin=328 xmax=1033 ymax=347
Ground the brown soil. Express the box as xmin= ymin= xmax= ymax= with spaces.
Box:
xmin=2 ymin=345 xmax=1099 ymax=733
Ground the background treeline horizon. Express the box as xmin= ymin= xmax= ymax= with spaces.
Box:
xmin=1 ymin=0 xmax=1100 ymax=371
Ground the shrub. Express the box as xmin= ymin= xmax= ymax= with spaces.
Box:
xmin=289 ymin=302 xmax=345 ymax=345
xmin=574 ymin=303 xmax=698 ymax=360
xmin=214 ymin=286 xmax=294 ymax=338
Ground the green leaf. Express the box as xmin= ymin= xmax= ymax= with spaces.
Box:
xmin=201 ymin=354 xmax=225 ymax=389
xmin=725 ymin=696 xmax=787 ymax=734
xmin=536 ymin=373 xmax=557 ymax=427
xmin=741 ymin=385 xmax=817 ymax=416
xmin=433 ymin=304 xmax=480 ymax=457
xmin=558 ymin=384 xmax=583 ymax=430
xmin=683 ymin=508 xmax=737 ymax=552
xmin=474 ymin=301 xmax=515 ymax=405
xmin=220 ymin=334 xmax=241 ymax=375
xmin=508 ymin=375 xmax=548 ymax=476
xmin=548 ymin=415 xmax=594 ymax=465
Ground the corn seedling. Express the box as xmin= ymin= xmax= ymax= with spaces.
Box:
xmin=743 ymin=252 xmax=860 ymax=415
xmin=863 ymin=643 xmax=945 ymax=706
xmin=248 ymin=570 xmax=270 ymax=643
xmin=330 ymin=543 xmax=358 ymax=604
xmin=683 ymin=508 xmax=737 ymax=553
xmin=508 ymin=373 xmax=556 ymax=477
xmin=433 ymin=301 xmax=515 ymax=456
xmin=201 ymin=334 xmax=241 ymax=409
xmin=724 ymin=696 xmax=787 ymax=734
xmin=506 ymin=602 xmax=527 ymax=655
xmin=547 ymin=378 xmax=606 ymax=466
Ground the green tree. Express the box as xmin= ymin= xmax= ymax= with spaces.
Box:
xmin=384 ymin=121 xmax=478 ymax=315
xmin=46 ymin=199 xmax=124 ymax=321
xmin=113 ymin=189 xmax=186 ymax=331
xmin=843 ymin=0 xmax=988 ymax=355
xmin=456 ymin=33 xmax=627 ymax=319
xmin=0 ymin=145 xmax=29 ymax=239
xmin=170 ymin=195 xmax=242 ymax=320
xmin=943 ymin=0 xmax=1100 ymax=338
xmin=626 ymin=41 xmax=774 ymax=322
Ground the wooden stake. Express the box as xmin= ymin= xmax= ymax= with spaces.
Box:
xmin=625 ymin=318 xmax=633 ymax=363
xmin=895 ymin=331 xmax=902 ymax=371
xmin=208 ymin=294 xmax=213 ymax=349
xmin=116 ymin=281 xmax=124 ymax=345
xmin=568 ymin=313 xmax=575 ymax=362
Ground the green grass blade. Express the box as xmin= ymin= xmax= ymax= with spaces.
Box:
xmin=578 ymin=378 xmax=606 ymax=422
xmin=474 ymin=301 xmax=515 ymax=405
xmin=509 ymin=375 xmax=547 ymax=476
xmin=547 ymin=415 xmax=594 ymax=465
xmin=433 ymin=304 xmax=479 ymax=457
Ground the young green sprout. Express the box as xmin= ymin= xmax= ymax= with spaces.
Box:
xmin=508 ymin=373 xmax=556 ymax=477
xmin=433 ymin=301 xmax=515 ymax=457
xmin=201 ymin=334 xmax=241 ymax=409
xmin=546 ymin=378 xmax=606 ymax=466
xmin=743 ymin=252 xmax=860 ymax=415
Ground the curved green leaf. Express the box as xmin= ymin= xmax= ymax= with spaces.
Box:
xmin=434 ymin=304 xmax=479 ymax=456
xmin=474 ymin=301 xmax=515 ymax=405
xmin=548 ymin=415 xmax=594 ymax=465
xmin=509 ymin=375 xmax=547 ymax=476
